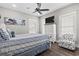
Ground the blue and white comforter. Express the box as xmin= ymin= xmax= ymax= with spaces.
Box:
xmin=0 ymin=34 xmax=49 ymax=56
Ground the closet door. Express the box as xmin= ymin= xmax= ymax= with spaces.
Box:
xmin=59 ymin=11 xmax=77 ymax=50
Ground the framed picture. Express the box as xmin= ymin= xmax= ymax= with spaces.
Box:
xmin=4 ymin=17 xmax=26 ymax=25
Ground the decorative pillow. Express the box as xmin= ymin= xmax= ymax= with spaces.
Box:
xmin=0 ymin=33 xmax=5 ymax=42
xmin=6 ymin=29 xmax=12 ymax=38
xmin=6 ymin=29 xmax=15 ymax=38
xmin=0 ymin=29 xmax=10 ymax=40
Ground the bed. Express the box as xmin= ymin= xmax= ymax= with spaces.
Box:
xmin=0 ymin=34 xmax=50 ymax=56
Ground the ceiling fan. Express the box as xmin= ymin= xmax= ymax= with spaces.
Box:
xmin=33 ymin=3 xmax=49 ymax=14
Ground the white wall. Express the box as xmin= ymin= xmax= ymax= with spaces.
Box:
xmin=0 ymin=7 xmax=39 ymax=34
xmin=40 ymin=3 xmax=79 ymax=47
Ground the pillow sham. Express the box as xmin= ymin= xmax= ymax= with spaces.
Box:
xmin=6 ymin=29 xmax=12 ymax=38
xmin=0 ymin=29 xmax=10 ymax=40
xmin=0 ymin=33 xmax=5 ymax=42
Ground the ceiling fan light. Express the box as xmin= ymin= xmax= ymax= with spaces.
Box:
xmin=12 ymin=4 xmax=16 ymax=7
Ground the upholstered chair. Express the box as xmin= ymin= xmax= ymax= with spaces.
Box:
xmin=58 ymin=33 xmax=76 ymax=50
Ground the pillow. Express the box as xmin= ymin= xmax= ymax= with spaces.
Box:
xmin=6 ymin=29 xmax=15 ymax=38
xmin=6 ymin=29 xmax=12 ymax=38
xmin=0 ymin=29 xmax=10 ymax=40
xmin=11 ymin=31 xmax=15 ymax=37
xmin=0 ymin=33 xmax=5 ymax=42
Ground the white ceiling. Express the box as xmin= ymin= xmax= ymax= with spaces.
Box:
xmin=0 ymin=3 xmax=71 ymax=17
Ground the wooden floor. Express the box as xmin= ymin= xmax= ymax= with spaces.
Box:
xmin=38 ymin=43 xmax=79 ymax=56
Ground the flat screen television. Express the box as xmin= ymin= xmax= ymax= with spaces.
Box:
xmin=45 ymin=16 xmax=54 ymax=24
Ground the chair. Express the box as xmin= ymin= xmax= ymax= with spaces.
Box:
xmin=58 ymin=33 xmax=76 ymax=50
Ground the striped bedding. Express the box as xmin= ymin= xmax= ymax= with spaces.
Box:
xmin=0 ymin=34 xmax=50 ymax=56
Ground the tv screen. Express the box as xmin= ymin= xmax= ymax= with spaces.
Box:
xmin=45 ymin=16 xmax=54 ymax=24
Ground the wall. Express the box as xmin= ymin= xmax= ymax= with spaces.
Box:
xmin=40 ymin=3 xmax=79 ymax=47
xmin=0 ymin=7 xmax=39 ymax=34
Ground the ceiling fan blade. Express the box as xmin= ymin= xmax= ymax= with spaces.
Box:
xmin=40 ymin=9 xmax=49 ymax=11
xmin=37 ymin=3 xmax=41 ymax=8
xmin=37 ymin=10 xmax=42 ymax=14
